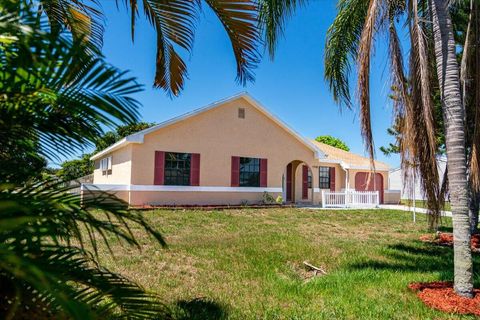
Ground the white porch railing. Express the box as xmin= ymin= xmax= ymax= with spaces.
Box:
xmin=321 ymin=190 xmax=379 ymax=208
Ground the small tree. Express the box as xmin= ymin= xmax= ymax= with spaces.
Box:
xmin=57 ymin=154 xmax=94 ymax=181
xmin=315 ymin=135 xmax=350 ymax=151
xmin=94 ymin=122 xmax=156 ymax=152
xmin=56 ymin=122 xmax=156 ymax=181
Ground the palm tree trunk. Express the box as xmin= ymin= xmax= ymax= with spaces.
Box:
xmin=431 ymin=0 xmax=474 ymax=297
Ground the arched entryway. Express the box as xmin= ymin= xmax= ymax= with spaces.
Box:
xmin=354 ymin=172 xmax=384 ymax=204
xmin=283 ymin=160 xmax=313 ymax=204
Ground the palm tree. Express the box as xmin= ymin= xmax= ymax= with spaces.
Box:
xmin=457 ymin=0 xmax=480 ymax=234
xmin=0 ymin=2 xmax=171 ymax=317
xmin=324 ymin=0 xmax=443 ymax=228
xmin=323 ymin=0 xmax=475 ymax=297
xmin=39 ymin=0 xmax=309 ymax=97
xmin=430 ymin=0 xmax=473 ymax=298
xmin=38 ymin=0 xmax=262 ymax=96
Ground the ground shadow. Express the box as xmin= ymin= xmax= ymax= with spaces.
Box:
xmin=348 ymin=241 xmax=480 ymax=285
xmin=174 ymin=297 xmax=228 ymax=320
xmin=438 ymin=226 xmax=453 ymax=233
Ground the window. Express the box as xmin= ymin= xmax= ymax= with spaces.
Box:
xmin=319 ymin=166 xmax=330 ymax=189
xmin=238 ymin=108 xmax=245 ymax=119
xmin=100 ymin=156 xmax=112 ymax=176
xmin=164 ymin=152 xmax=191 ymax=186
xmin=239 ymin=157 xmax=260 ymax=187
xmin=307 ymin=169 xmax=312 ymax=188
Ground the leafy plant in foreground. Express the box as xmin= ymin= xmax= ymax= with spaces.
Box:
xmin=0 ymin=1 xmax=170 ymax=318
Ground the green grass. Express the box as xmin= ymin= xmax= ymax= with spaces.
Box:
xmin=95 ymin=208 xmax=479 ymax=319
xmin=401 ymin=199 xmax=451 ymax=211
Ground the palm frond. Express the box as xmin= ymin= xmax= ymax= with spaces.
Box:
xmin=409 ymin=0 xmax=437 ymax=154
xmin=258 ymin=0 xmax=304 ymax=59
xmin=0 ymin=10 xmax=141 ymax=160
xmin=204 ymin=0 xmax=260 ymax=85
xmin=40 ymin=0 xmax=105 ymax=50
xmin=133 ymin=0 xmax=198 ymax=96
xmin=1 ymin=3 xmax=169 ymax=318
xmin=324 ymin=0 xmax=370 ymax=108
xmin=0 ymin=244 xmax=170 ymax=319
xmin=0 ymin=180 xmax=169 ymax=319
xmin=357 ymin=0 xmax=382 ymax=164
xmin=40 ymin=0 xmax=261 ymax=95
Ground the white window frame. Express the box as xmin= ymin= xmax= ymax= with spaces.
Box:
xmin=100 ymin=156 xmax=112 ymax=175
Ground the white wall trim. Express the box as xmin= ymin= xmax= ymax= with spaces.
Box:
xmin=82 ymin=184 xmax=282 ymax=193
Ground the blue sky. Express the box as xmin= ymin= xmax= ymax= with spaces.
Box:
xmin=89 ymin=0 xmax=399 ymax=168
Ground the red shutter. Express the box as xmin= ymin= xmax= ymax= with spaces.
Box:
xmin=190 ymin=153 xmax=200 ymax=186
xmin=302 ymin=165 xmax=308 ymax=199
xmin=260 ymin=158 xmax=268 ymax=187
xmin=231 ymin=156 xmax=240 ymax=187
xmin=329 ymin=167 xmax=336 ymax=191
xmin=286 ymin=163 xmax=293 ymax=201
xmin=154 ymin=151 xmax=165 ymax=185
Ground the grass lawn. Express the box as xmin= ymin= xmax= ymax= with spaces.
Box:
xmin=96 ymin=208 xmax=479 ymax=319
xmin=401 ymin=199 xmax=451 ymax=211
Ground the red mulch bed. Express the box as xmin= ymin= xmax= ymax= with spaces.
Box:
xmin=419 ymin=232 xmax=480 ymax=252
xmin=409 ymin=281 xmax=480 ymax=316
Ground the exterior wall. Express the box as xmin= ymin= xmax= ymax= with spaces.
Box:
xmin=81 ymin=190 xmax=129 ymax=204
xmin=93 ymin=145 xmax=133 ymax=185
xmin=389 ymin=157 xmax=447 ymax=200
xmin=384 ymin=190 xmax=401 ymax=204
xmin=129 ymin=190 xmax=282 ymax=206
xmin=337 ymin=166 xmax=346 ymax=191
xmin=121 ymin=97 xmax=318 ymax=206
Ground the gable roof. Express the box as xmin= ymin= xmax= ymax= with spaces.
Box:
xmin=91 ymin=93 xmax=324 ymax=160
xmin=311 ymin=140 xmax=390 ymax=171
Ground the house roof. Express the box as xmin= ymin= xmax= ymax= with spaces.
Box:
xmin=311 ymin=140 xmax=390 ymax=171
xmin=91 ymin=92 xmax=324 ymax=160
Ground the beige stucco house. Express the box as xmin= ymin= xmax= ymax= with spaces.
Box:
xmin=85 ymin=93 xmax=400 ymax=206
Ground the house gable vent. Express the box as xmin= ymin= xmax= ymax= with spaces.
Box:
xmin=238 ymin=108 xmax=245 ymax=119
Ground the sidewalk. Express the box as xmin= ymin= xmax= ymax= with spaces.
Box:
xmin=379 ymin=204 xmax=452 ymax=217
xmin=298 ymin=204 xmax=452 ymax=218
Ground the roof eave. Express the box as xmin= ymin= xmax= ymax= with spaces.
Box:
xmin=317 ymin=158 xmax=390 ymax=171
xmin=90 ymin=135 xmax=143 ymax=160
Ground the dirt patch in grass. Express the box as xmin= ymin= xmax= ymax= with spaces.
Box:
xmin=409 ymin=281 xmax=480 ymax=316
xmin=288 ymin=261 xmax=327 ymax=282
xmin=419 ymin=233 xmax=480 ymax=252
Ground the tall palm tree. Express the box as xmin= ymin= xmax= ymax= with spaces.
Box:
xmin=323 ymin=0 xmax=475 ymax=297
xmin=324 ymin=0 xmax=443 ymax=228
xmin=430 ymin=0 xmax=473 ymax=298
xmin=457 ymin=0 xmax=480 ymax=234
xmin=0 ymin=2 xmax=171 ymax=317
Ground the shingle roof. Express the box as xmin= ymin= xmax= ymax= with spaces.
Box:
xmin=310 ymin=140 xmax=390 ymax=170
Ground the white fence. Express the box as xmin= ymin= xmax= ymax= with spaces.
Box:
xmin=321 ymin=190 xmax=379 ymax=208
